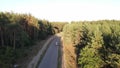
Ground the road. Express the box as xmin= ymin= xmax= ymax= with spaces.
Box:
xmin=37 ymin=36 xmax=60 ymax=68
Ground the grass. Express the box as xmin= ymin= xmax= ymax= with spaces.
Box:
xmin=15 ymin=36 xmax=52 ymax=68
xmin=63 ymin=43 xmax=77 ymax=68
xmin=61 ymin=32 xmax=77 ymax=68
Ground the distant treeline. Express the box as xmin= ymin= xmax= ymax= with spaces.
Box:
xmin=0 ymin=12 xmax=67 ymax=68
xmin=63 ymin=20 xmax=120 ymax=68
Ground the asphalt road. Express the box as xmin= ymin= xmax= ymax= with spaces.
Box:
xmin=37 ymin=36 xmax=60 ymax=68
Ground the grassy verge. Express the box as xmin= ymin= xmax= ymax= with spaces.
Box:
xmin=63 ymin=43 xmax=77 ymax=68
xmin=15 ymin=36 xmax=52 ymax=68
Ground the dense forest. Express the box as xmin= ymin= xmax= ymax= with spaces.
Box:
xmin=63 ymin=20 xmax=120 ymax=68
xmin=0 ymin=12 xmax=66 ymax=68
xmin=1 ymin=11 xmax=120 ymax=68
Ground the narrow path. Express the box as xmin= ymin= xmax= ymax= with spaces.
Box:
xmin=37 ymin=36 xmax=60 ymax=68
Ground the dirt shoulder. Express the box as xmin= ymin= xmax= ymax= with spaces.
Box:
xmin=15 ymin=35 xmax=55 ymax=68
xmin=61 ymin=33 xmax=77 ymax=68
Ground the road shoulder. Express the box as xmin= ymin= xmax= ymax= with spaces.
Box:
xmin=27 ymin=35 xmax=55 ymax=68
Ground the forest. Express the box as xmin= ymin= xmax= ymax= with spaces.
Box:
xmin=0 ymin=12 xmax=66 ymax=68
xmin=0 ymin=11 xmax=120 ymax=68
xmin=63 ymin=20 xmax=120 ymax=68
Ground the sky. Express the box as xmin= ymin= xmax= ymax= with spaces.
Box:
xmin=1 ymin=0 xmax=120 ymax=22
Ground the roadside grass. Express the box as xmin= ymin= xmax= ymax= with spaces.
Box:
xmin=61 ymin=31 xmax=77 ymax=68
xmin=15 ymin=36 xmax=51 ymax=68
xmin=63 ymin=43 xmax=77 ymax=68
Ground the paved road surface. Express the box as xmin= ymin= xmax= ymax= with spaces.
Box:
xmin=37 ymin=36 xmax=60 ymax=68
